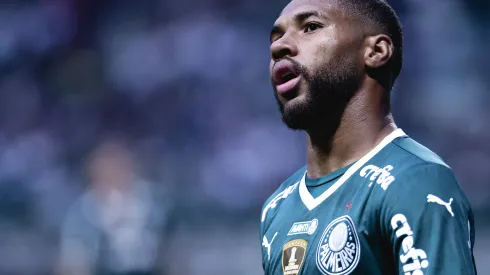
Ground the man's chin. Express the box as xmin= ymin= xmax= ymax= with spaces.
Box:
xmin=276 ymin=93 xmax=311 ymax=130
xmin=280 ymin=108 xmax=310 ymax=131
xmin=282 ymin=118 xmax=306 ymax=131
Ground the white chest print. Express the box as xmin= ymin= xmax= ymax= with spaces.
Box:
xmin=359 ymin=164 xmax=396 ymax=190
xmin=427 ymin=194 xmax=454 ymax=217
xmin=262 ymin=232 xmax=278 ymax=261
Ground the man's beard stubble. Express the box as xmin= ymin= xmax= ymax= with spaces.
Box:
xmin=272 ymin=56 xmax=362 ymax=139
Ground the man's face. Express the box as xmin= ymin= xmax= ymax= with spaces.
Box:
xmin=269 ymin=0 xmax=364 ymax=131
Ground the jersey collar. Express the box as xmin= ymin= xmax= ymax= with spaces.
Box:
xmin=299 ymin=128 xmax=407 ymax=211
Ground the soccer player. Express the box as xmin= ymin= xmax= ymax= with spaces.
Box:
xmin=260 ymin=0 xmax=478 ymax=274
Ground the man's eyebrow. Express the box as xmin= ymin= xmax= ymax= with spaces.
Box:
xmin=293 ymin=10 xmax=323 ymax=22
xmin=270 ymin=10 xmax=326 ymax=42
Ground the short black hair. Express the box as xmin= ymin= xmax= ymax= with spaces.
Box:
xmin=338 ymin=0 xmax=403 ymax=86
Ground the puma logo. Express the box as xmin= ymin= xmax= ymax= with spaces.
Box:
xmin=427 ymin=194 xmax=454 ymax=217
xmin=262 ymin=232 xmax=278 ymax=261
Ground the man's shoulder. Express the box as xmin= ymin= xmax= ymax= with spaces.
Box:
xmin=263 ymin=166 xmax=306 ymax=203
xmin=383 ymin=136 xmax=466 ymax=202
xmin=358 ymin=135 xmax=453 ymax=192
xmin=390 ymin=135 xmax=449 ymax=168
xmin=260 ymin=166 xmax=306 ymax=223
xmin=389 ymin=136 xmax=454 ymax=184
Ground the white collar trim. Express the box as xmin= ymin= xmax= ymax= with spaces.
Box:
xmin=299 ymin=128 xmax=406 ymax=210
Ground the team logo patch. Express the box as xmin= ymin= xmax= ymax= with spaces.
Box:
xmin=282 ymin=239 xmax=308 ymax=275
xmin=288 ymin=219 xmax=319 ymax=236
xmin=316 ymin=215 xmax=360 ymax=275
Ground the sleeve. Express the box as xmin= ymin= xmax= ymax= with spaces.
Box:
xmin=381 ymin=164 xmax=477 ymax=275
xmin=259 ymin=183 xmax=288 ymax=273
xmin=260 ymin=214 xmax=266 ymax=271
xmin=260 ymin=195 xmax=273 ymax=273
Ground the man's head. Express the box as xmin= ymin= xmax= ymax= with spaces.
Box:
xmin=269 ymin=0 xmax=403 ymax=132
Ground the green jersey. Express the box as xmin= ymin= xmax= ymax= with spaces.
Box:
xmin=260 ymin=129 xmax=477 ymax=275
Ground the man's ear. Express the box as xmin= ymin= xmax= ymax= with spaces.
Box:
xmin=364 ymin=34 xmax=393 ymax=69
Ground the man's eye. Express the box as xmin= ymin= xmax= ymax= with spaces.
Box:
xmin=304 ymin=22 xmax=322 ymax=33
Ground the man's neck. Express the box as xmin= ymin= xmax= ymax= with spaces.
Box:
xmin=305 ymin=105 xmax=396 ymax=179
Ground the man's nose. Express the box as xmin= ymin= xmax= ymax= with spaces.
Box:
xmin=270 ymin=33 xmax=299 ymax=61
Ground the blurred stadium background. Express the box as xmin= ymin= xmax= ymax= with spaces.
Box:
xmin=0 ymin=0 xmax=488 ymax=274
